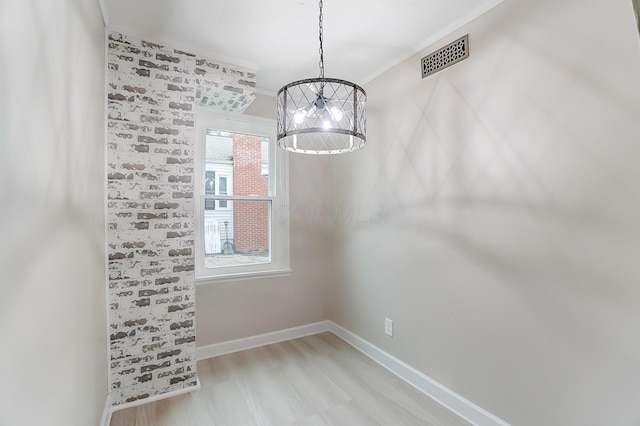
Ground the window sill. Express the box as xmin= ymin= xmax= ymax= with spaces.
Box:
xmin=195 ymin=268 xmax=293 ymax=285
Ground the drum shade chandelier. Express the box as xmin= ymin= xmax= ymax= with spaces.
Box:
xmin=276 ymin=0 xmax=366 ymax=154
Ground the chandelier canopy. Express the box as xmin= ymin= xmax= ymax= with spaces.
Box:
xmin=276 ymin=0 xmax=366 ymax=154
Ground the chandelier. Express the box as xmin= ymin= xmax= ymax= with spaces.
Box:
xmin=276 ymin=0 xmax=367 ymax=154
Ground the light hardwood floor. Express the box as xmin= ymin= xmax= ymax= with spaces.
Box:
xmin=110 ymin=332 xmax=469 ymax=425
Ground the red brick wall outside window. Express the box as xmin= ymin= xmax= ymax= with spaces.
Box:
xmin=232 ymin=134 xmax=269 ymax=253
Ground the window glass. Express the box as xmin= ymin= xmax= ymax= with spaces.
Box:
xmin=204 ymin=171 xmax=215 ymax=210
xmin=218 ymin=177 xmax=228 ymax=208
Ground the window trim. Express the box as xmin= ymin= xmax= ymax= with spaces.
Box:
xmin=194 ymin=108 xmax=291 ymax=283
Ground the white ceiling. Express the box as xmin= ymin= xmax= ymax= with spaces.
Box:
xmin=102 ymin=0 xmax=502 ymax=95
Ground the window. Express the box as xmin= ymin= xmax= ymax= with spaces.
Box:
xmin=204 ymin=171 xmax=215 ymax=210
xmin=204 ymin=168 xmax=231 ymax=211
xmin=218 ymin=176 xmax=228 ymax=208
xmin=195 ymin=110 xmax=290 ymax=282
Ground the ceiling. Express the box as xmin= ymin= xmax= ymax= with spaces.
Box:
xmin=102 ymin=0 xmax=502 ymax=95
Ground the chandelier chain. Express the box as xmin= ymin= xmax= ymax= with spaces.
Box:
xmin=318 ymin=0 xmax=324 ymax=78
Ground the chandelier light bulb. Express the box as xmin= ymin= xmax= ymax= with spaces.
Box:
xmin=294 ymin=110 xmax=307 ymax=125
xmin=330 ymin=106 xmax=343 ymax=121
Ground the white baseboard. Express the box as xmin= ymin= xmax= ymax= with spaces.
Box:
xmin=100 ymin=393 xmax=112 ymax=426
xmin=190 ymin=320 xmax=508 ymax=426
xmin=111 ymin=379 xmax=201 ymax=413
xmin=327 ymin=322 xmax=510 ymax=426
xmin=196 ymin=320 xmax=332 ymax=360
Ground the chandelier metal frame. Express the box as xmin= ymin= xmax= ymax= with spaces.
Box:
xmin=276 ymin=0 xmax=367 ymax=154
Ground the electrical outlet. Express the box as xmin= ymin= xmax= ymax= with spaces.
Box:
xmin=385 ymin=318 xmax=393 ymax=337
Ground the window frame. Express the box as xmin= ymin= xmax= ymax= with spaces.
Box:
xmin=194 ymin=109 xmax=291 ymax=283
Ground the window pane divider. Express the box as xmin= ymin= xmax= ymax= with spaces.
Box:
xmin=201 ymin=195 xmax=275 ymax=202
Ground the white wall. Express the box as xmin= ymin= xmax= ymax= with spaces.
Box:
xmin=196 ymin=94 xmax=333 ymax=344
xmin=0 ymin=0 xmax=107 ymax=425
xmin=329 ymin=0 xmax=640 ymax=424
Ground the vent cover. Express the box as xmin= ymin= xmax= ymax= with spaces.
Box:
xmin=421 ymin=35 xmax=469 ymax=78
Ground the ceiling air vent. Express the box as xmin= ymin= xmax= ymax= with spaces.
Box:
xmin=421 ymin=34 xmax=469 ymax=78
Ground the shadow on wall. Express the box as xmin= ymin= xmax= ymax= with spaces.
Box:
xmin=328 ymin=0 xmax=640 ymax=423
xmin=635 ymin=0 xmax=640 ymax=35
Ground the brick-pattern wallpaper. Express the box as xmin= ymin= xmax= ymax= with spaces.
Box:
xmin=106 ymin=31 xmax=256 ymax=405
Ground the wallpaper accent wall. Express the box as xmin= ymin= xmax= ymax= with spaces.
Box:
xmin=106 ymin=31 xmax=256 ymax=405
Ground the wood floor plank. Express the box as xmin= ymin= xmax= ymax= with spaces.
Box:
xmin=110 ymin=332 xmax=470 ymax=426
